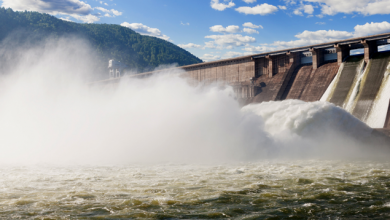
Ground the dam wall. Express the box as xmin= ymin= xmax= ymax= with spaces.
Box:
xmin=182 ymin=57 xmax=259 ymax=99
xmin=99 ymin=33 xmax=390 ymax=129
xmin=246 ymin=53 xmax=299 ymax=103
xmin=183 ymin=57 xmax=255 ymax=84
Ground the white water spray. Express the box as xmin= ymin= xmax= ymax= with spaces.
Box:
xmin=0 ymin=37 xmax=386 ymax=165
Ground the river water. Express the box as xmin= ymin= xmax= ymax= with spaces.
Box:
xmin=1 ymin=160 xmax=390 ymax=219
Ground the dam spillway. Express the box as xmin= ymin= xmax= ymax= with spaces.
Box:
xmin=280 ymin=62 xmax=339 ymax=102
xmin=327 ymin=55 xmax=364 ymax=108
xmin=102 ymin=32 xmax=390 ymax=132
xmin=352 ymin=52 xmax=390 ymax=121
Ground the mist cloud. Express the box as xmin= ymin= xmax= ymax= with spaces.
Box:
xmin=0 ymin=36 xmax=387 ymax=165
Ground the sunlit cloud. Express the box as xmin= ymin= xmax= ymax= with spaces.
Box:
xmin=210 ymin=0 xmax=235 ymax=11
xmin=235 ymin=3 xmax=278 ymax=15
xmin=121 ymin=22 xmax=171 ymax=41
xmin=201 ymin=53 xmax=221 ymax=61
xmin=243 ymin=22 xmax=263 ymax=29
xmin=205 ymin=34 xmax=256 ymax=49
xmin=210 ymin=25 xmax=241 ymax=34
xmin=301 ymin=0 xmax=390 ymax=16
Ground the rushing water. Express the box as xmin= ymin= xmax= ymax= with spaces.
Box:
xmin=1 ymin=161 xmax=390 ymax=219
xmin=1 ymin=37 xmax=390 ymax=219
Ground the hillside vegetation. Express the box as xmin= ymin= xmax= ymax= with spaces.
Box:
xmin=0 ymin=7 xmax=202 ymax=75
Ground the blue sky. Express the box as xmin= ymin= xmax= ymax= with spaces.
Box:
xmin=1 ymin=0 xmax=390 ymax=61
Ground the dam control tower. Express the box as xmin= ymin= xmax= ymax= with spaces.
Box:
xmin=108 ymin=60 xmax=128 ymax=78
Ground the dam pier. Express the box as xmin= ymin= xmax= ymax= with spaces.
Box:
xmin=103 ymin=33 xmax=390 ymax=133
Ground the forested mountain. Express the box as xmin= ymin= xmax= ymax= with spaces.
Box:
xmin=0 ymin=7 xmax=202 ymax=75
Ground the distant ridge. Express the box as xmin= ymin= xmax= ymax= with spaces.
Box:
xmin=0 ymin=7 xmax=203 ymax=75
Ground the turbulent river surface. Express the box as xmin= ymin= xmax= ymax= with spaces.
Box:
xmin=2 ymin=160 xmax=390 ymax=219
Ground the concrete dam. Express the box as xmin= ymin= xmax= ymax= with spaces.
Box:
xmin=104 ymin=32 xmax=390 ymax=133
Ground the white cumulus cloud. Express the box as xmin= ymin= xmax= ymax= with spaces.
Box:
xmin=59 ymin=17 xmax=73 ymax=22
xmin=284 ymin=0 xmax=297 ymax=5
xmin=1 ymin=0 xmax=101 ymax=23
xmin=121 ymin=22 xmax=171 ymax=41
xmin=293 ymin=9 xmax=303 ymax=15
xmin=70 ymin=14 xmax=100 ymax=23
xmin=201 ymin=54 xmax=221 ymax=62
xmin=235 ymin=3 xmax=278 ymax=15
xmin=273 ymin=30 xmax=352 ymax=48
xmin=211 ymin=0 xmax=235 ymax=11
xmin=2 ymin=0 xmax=92 ymax=15
xmin=295 ymin=30 xmax=353 ymax=41
xmin=243 ymin=28 xmax=259 ymax=34
xmin=243 ymin=22 xmax=263 ymax=29
xmin=242 ymin=0 xmax=256 ymax=3
xmin=354 ymin=21 xmax=390 ymax=37
xmin=222 ymin=51 xmax=245 ymax=59
xmin=210 ymin=25 xmax=241 ymax=33
xmin=111 ymin=9 xmax=122 ymax=16
xmin=303 ymin=0 xmax=390 ymax=16
xmin=205 ymin=34 xmax=256 ymax=49
xmin=1 ymin=0 xmax=122 ymax=23
xmin=94 ymin=7 xmax=121 ymax=17
xmin=239 ymin=29 xmax=353 ymax=53
xmin=178 ymin=43 xmax=202 ymax=49
xmin=303 ymin=5 xmax=314 ymax=14
xmin=209 ymin=24 xmax=261 ymax=35
xmin=278 ymin=5 xmax=287 ymax=10
xmin=95 ymin=7 xmax=110 ymax=13
xmin=294 ymin=4 xmax=314 ymax=15
xmin=1 ymin=0 xmax=123 ymax=23
xmin=257 ymin=21 xmax=390 ymax=52
xmin=242 ymin=45 xmax=277 ymax=53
